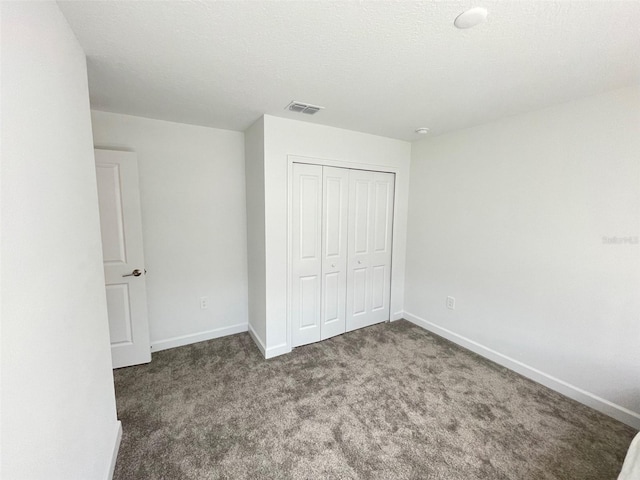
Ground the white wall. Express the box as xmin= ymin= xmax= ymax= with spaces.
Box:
xmin=405 ymin=86 xmax=640 ymax=428
xmin=244 ymin=117 xmax=267 ymax=350
xmin=1 ymin=2 xmax=121 ymax=478
xmin=91 ymin=111 xmax=248 ymax=351
xmin=261 ymin=115 xmax=411 ymax=357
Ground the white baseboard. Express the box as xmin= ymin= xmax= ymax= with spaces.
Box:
xmin=151 ymin=323 xmax=248 ymax=352
xmin=265 ymin=342 xmax=291 ymax=359
xmin=391 ymin=311 xmax=404 ymax=321
xmin=402 ymin=311 xmax=640 ymax=430
xmin=247 ymin=324 xmax=291 ymax=359
xmin=107 ymin=421 xmax=122 ymax=480
xmin=248 ymin=323 xmax=266 ymax=356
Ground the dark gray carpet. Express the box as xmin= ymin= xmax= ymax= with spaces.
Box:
xmin=113 ymin=320 xmax=636 ymax=479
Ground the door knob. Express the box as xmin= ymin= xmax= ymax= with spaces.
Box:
xmin=122 ymin=269 xmax=142 ymax=277
xmin=357 ymin=260 xmax=362 ymax=264
xmin=331 ymin=263 xmax=336 ymax=268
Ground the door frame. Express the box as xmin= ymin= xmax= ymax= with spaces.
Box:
xmin=287 ymin=154 xmax=402 ymax=350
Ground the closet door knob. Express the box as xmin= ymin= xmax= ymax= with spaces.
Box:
xmin=331 ymin=263 xmax=336 ymax=268
xmin=357 ymin=260 xmax=362 ymax=265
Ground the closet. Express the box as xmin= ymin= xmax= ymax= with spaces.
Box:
xmin=291 ymin=163 xmax=395 ymax=348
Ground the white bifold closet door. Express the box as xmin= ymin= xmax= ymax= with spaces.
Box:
xmin=291 ymin=163 xmax=394 ymax=348
xmin=345 ymin=169 xmax=395 ymax=331
xmin=291 ymin=163 xmax=323 ymax=348
xmin=321 ymin=167 xmax=350 ymax=340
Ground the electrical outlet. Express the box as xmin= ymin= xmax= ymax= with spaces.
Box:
xmin=200 ymin=296 xmax=209 ymax=309
xmin=446 ymin=296 xmax=455 ymax=310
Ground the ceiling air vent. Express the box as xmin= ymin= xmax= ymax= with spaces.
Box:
xmin=286 ymin=101 xmax=324 ymax=115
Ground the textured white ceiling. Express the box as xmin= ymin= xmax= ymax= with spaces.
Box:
xmin=57 ymin=1 xmax=640 ymax=141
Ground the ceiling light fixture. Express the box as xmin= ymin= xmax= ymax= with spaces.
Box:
xmin=415 ymin=127 xmax=430 ymax=135
xmin=454 ymin=7 xmax=488 ymax=29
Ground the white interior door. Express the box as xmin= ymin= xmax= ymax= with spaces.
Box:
xmin=291 ymin=163 xmax=323 ymax=347
xmin=346 ymin=170 xmax=395 ymax=332
xmin=320 ymin=167 xmax=349 ymax=340
xmin=95 ymin=149 xmax=151 ymax=368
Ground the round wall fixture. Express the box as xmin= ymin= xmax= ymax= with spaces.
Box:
xmin=454 ymin=7 xmax=488 ymax=29
xmin=415 ymin=127 xmax=430 ymax=135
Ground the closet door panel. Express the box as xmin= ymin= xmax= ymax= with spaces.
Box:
xmin=352 ymin=179 xmax=371 ymax=255
xmin=321 ymin=167 xmax=349 ymax=340
xmin=346 ymin=170 xmax=395 ymax=331
xmin=299 ymin=276 xmax=319 ymax=328
xmin=368 ymin=172 xmax=395 ymax=323
xmin=371 ymin=264 xmax=386 ymax=311
xmin=373 ymin=179 xmax=392 ymax=253
xmin=323 ymin=272 xmax=340 ymax=320
xmin=292 ymin=163 xmax=323 ymax=347
xmin=352 ymin=266 xmax=368 ymax=315
xmin=346 ymin=170 xmax=372 ymax=330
